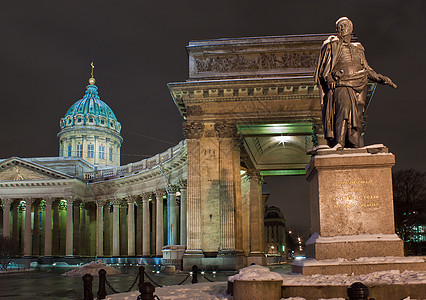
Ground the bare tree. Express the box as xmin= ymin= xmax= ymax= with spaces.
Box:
xmin=0 ymin=236 xmax=19 ymax=270
xmin=393 ymin=169 xmax=426 ymax=255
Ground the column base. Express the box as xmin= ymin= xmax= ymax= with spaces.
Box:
xmin=183 ymin=249 xmax=245 ymax=271
xmin=247 ymin=252 xmax=266 ymax=266
xmin=305 ymin=233 xmax=404 ymax=260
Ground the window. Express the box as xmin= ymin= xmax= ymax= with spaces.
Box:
xmin=87 ymin=144 xmax=94 ymax=158
xmin=109 ymin=147 xmax=113 ymax=161
xmin=77 ymin=144 xmax=82 ymax=157
xmin=68 ymin=145 xmax=72 ymax=157
xmin=99 ymin=145 xmax=105 ymax=159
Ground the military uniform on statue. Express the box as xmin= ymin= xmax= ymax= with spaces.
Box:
xmin=314 ymin=17 xmax=397 ymax=149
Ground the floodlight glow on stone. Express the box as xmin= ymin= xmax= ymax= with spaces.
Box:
xmin=274 ymin=136 xmax=292 ymax=145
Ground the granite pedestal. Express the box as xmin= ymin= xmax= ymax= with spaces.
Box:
xmin=292 ymin=145 xmax=425 ymax=274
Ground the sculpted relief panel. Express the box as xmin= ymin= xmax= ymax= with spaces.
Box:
xmin=194 ymin=51 xmax=319 ymax=74
xmin=0 ymin=165 xmax=53 ymax=181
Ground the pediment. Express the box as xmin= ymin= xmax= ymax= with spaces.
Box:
xmin=0 ymin=157 xmax=72 ymax=181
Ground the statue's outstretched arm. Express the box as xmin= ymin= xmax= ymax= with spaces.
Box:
xmin=364 ymin=58 xmax=397 ymax=88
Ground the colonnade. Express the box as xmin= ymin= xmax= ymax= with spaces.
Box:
xmin=0 ymin=181 xmax=187 ymax=258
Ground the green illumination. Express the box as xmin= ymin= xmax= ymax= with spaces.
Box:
xmin=237 ymin=123 xmax=313 ymax=135
xmin=260 ymin=169 xmax=306 ymax=176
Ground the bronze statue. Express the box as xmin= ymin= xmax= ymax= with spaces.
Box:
xmin=314 ymin=17 xmax=397 ymax=149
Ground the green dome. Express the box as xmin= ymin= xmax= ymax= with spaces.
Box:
xmin=60 ymin=84 xmax=121 ymax=133
xmin=64 ymin=85 xmax=117 ymax=121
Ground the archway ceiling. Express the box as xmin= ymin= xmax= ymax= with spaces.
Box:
xmin=238 ymin=123 xmax=313 ymax=175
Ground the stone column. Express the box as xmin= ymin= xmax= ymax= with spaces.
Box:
xmin=179 ymin=180 xmax=187 ymax=246
xmin=182 ymin=122 xmax=203 ymax=251
xmin=103 ymin=203 xmax=110 ymax=256
xmin=135 ymin=196 xmax=143 ymax=256
xmin=127 ymin=196 xmax=135 ymax=256
xmin=2 ymin=198 xmax=13 ymax=238
xmin=44 ymin=197 xmax=53 ymax=257
xmin=167 ymin=185 xmax=179 ymax=245
xmin=112 ymin=199 xmax=120 ymax=256
xmin=33 ymin=200 xmax=40 ymax=256
xmin=155 ymin=190 xmax=165 ymax=256
xmin=215 ymin=121 xmax=237 ymax=251
xmin=12 ymin=201 xmax=19 ymax=243
xmin=52 ymin=200 xmax=60 ymax=255
xmin=96 ymin=200 xmax=105 ymax=257
xmin=23 ymin=198 xmax=34 ymax=257
xmin=248 ymin=170 xmax=265 ymax=259
xmin=142 ymin=193 xmax=150 ymax=256
xmin=119 ymin=200 xmax=128 ymax=256
xmin=73 ymin=199 xmax=81 ymax=256
xmin=65 ymin=197 xmax=74 ymax=257
xmin=151 ymin=197 xmax=156 ymax=256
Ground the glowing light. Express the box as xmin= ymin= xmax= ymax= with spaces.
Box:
xmin=212 ymin=271 xmax=217 ymax=275
xmin=274 ymin=136 xmax=292 ymax=145
xmin=189 ymin=271 xmax=193 ymax=275
xmin=201 ymin=271 xmax=205 ymax=275
xmin=156 ymin=270 xmax=160 ymax=274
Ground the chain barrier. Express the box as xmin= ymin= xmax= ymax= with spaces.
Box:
xmin=104 ymin=272 xmax=140 ymax=294
xmin=200 ymin=273 xmax=215 ymax=282
xmin=144 ymin=270 xmax=164 ymax=287
xmin=176 ymin=273 xmax=191 ymax=285
xmin=105 ymin=277 xmax=120 ymax=294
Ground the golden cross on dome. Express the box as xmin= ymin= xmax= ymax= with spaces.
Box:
xmin=90 ymin=62 xmax=95 ymax=78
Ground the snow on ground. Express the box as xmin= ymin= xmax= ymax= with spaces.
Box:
xmin=292 ymin=256 xmax=425 ymax=267
xmin=62 ymin=260 xmax=121 ymax=277
xmin=105 ymin=282 xmax=231 ymax=300
xmin=228 ymin=265 xmax=282 ymax=282
xmin=281 ymin=269 xmax=426 ymax=286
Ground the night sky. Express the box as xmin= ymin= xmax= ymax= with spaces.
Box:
xmin=1 ymin=0 xmax=425 ymax=238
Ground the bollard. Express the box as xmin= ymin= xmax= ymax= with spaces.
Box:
xmin=82 ymin=273 xmax=94 ymax=300
xmin=347 ymin=282 xmax=370 ymax=300
xmin=191 ymin=265 xmax=198 ymax=284
xmin=138 ymin=282 xmax=156 ymax=300
xmin=138 ymin=266 xmax=145 ymax=288
xmin=97 ymin=269 xmax=107 ymax=300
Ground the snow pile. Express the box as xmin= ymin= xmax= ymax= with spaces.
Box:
xmin=227 ymin=265 xmax=283 ymax=282
xmin=105 ymin=282 xmax=231 ymax=300
xmin=281 ymin=270 xmax=426 ymax=286
xmin=62 ymin=260 xmax=121 ymax=277
xmin=305 ymin=233 xmax=401 ymax=245
xmin=292 ymin=256 xmax=425 ymax=267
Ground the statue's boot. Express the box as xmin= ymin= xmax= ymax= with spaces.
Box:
xmin=334 ymin=119 xmax=348 ymax=150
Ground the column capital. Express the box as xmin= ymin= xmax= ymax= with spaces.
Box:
xmin=111 ymin=198 xmax=121 ymax=206
xmin=43 ymin=197 xmax=53 ymax=206
xmin=155 ymin=189 xmax=165 ymax=199
xmin=126 ymin=195 xmax=138 ymax=205
xmin=133 ymin=195 xmax=143 ymax=206
xmin=183 ymin=121 xmax=204 ymax=139
xmin=96 ymin=199 xmax=107 ymax=207
xmin=178 ymin=179 xmax=187 ymax=190
xmin=214 ymin=121 xmax=237 ymax=139
xmin=24 ymin=197 xmax=34 ymax=206
xmin=66 ymin=196 xmax=75 ymax=205
xmin=167 ymin=185 xmax=180 ymax=193
xmin=247 ymin=169 xmax=262 ymax=182
xmin=1 ymin=198 xmax=13 ymax=207
xmin=141 ymin=192 xmax=151 ymax=201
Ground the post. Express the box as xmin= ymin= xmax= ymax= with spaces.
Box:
xmin=127 ymin=196 xmax=135 ymax=256
xmin=347 ymin=282 xmax=370 ymax=300
xmin=2 ymin=199 xmax=13 ymax=238
xmin=155 ymin=190 xmax=165 ymax=256
xmin=65 ymin=197 xmax=74 ymax=257
xmin=138 ymin=266 xmax=145 ymax=288
xmin=112 ymin=198 xmax=120 ymax=256
xmin=139 ymin=282 xmax=156 ymax=300
xmin=23 ymin=198 xmax=34 ymax=257
xmin=97 ymin=269 xmax=107 ymax=300
xmin=96 ymin=200 xmax=105 ymax=257
xmin=179 ymin=181 xmax=187 ymax=245
xmin=142 ymin=193 xmax=150 ymax=256
xmin=82 ymin=273 xmax=94 ymax=300
xmin=191 ymin=265 xmax=198 ymax=284
xmin=44 ymin=197 xmax=53 ymax=257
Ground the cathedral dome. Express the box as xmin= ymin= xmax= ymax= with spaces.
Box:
xmin=58 ymin=68 xmax=123 ymax=167
xmin=59 ymin=83 xmax=121 ymax=133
